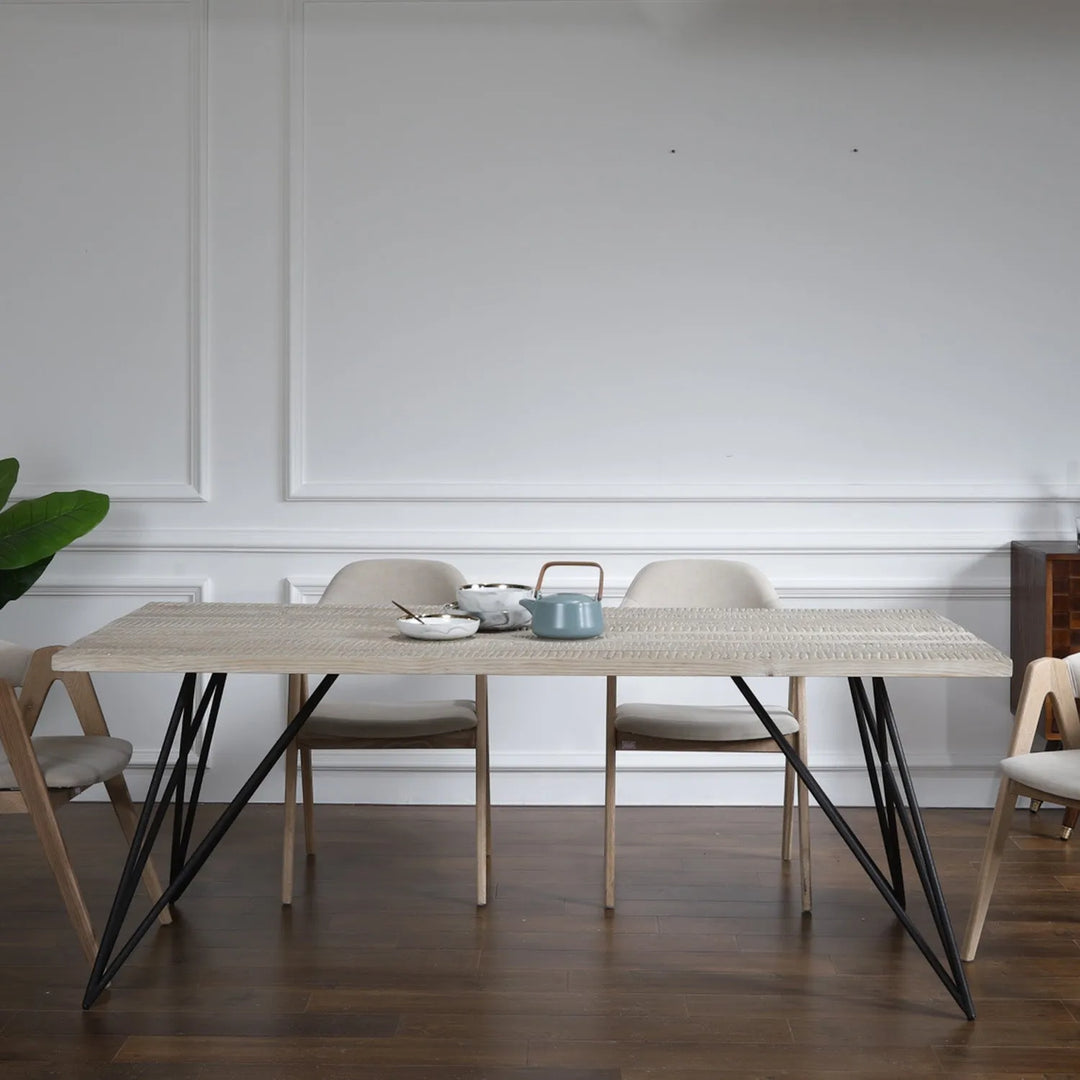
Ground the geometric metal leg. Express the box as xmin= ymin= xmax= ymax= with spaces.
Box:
xmin=82 ymin=671 xmax=338 ymax=1009
xmin=849 ymin=678 xmax=906 ymax=908
xmin=867 ymin=677 xmax=971 ymax=1010
xmin=731 ymin=676 xmax=975 ymax=1020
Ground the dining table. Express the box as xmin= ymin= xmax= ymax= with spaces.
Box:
xmin=52 ymin=601 xmax=1011 ymax=1017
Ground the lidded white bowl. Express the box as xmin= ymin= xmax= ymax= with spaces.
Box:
xmin=456 ymin=583 xmax=534 ymax=630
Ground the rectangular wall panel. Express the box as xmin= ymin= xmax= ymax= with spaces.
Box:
xmin=0 ymin=0 xmax=206 ymax=500
xmin=288 ymin=0 xmax=1080 ymax=501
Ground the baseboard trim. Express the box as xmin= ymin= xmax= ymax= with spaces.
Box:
xmin=227 ymin=752 xmax=1003 ymax=809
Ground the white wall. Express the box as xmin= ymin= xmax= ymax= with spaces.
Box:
xmin=1 ymin=0 xmax=1077 ymax=808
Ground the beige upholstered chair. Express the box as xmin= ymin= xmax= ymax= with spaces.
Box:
xmin=961 ymin=652 xmax=1080 ymax=961
xmin=604 ymin=559 xmax=811 ymax=911
xmin=282 ymin=559 xmax=491 ymax=906
xmin=0 ymin=641 xmax=170 ymax=964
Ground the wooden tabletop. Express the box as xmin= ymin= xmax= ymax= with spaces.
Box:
xmin=51 ymin=603 xmax=1012 ymax=678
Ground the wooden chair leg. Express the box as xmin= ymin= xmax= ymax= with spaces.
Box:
xmin=604 ymin=676 xmax=617 ymax=910
xmin=29 ymin=795 xmax=99 ymax=965
xmin=1 ymin=680 xmax=98 ymax=964
xmin=485 ymin=771 xmax=493 ymax=867
xmin=13 ymin=773 xmax=97 ymax=962
xmin=474 ymin=675 xmax=489 ymax=907
xmin=781 ymin=759 xmax=795 ymax=861
xmin=785 ymin=676 xmax=811 ymax=912
xmin=795 ymin=735 xmax=812 ymax=914
xmin=961 ymin=777 xmax=1018 ymax=962
xmin=102 ymin=774 xmax=172 ymax=924
xmin=282 ymin=739 xmax=298 ymax=905
xmin=300 ymin=746 xmax=316 ymax=855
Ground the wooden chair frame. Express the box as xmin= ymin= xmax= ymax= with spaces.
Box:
xmin=604 ymin=672 xmax=811 ymax=911
xmin=281 ymin=671 xmax=491 ymax=907
xmin=0 ymin=646 xmax=170 ymax=965
xmin=961 ymin=655 xmax=1080 ymax=961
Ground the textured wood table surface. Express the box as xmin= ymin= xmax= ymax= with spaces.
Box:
xmin=52 ymin=603 xmax=1011 ymax=678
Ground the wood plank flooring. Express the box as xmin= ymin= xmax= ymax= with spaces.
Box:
xmin=2 ymin=803 xmax=1080 ymax=1079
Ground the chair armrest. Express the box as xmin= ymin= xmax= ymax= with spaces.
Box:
xmin=19 ymin=646 xmax=113 ymax=739
xmin=16 ymin=646 xmax=63 ymax=737
xmin=0 ymin=676 xmax=49 ymax=796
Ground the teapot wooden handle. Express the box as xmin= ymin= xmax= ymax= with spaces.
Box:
xmin=534 ymin=561 xmax=604 ymax=601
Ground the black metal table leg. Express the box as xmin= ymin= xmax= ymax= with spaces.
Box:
xmin=731 ymin=675 xmax=975 ymax=1020
xmin=82 ymin=671 xmax=339 ymax=1008
xmin=849 ymin=678 xmax=905 ymax=907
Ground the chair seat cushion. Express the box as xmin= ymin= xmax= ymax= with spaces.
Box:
xmin=302 ymin=699 xmax=478 ymax=740
xmin=0 ymin=641 xmax=34 ymax=688
xmin=0 ymin=735 xmax=133 ymax=791
xmin=1002 ymin=748 xmax=1080 ymax=803
xmin=614 ymin=703 xmax=799 ymax=742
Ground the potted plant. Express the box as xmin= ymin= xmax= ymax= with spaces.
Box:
xmin=0 ymin=457 xmax=110 ymax=609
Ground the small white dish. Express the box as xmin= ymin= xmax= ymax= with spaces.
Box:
xmin=397 ymin=613 xmax=480 ymax=640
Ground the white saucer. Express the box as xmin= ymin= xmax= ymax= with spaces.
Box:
xmin=397 ymin=614 xmax=480 ymax=640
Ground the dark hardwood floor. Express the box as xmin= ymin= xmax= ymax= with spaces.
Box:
xmin=2 ymin=803 xmax=1080 ymax=1079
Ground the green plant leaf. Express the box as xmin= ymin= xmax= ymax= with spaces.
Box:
xmin=0 ymin=458 xmax=17 ymax=508
xmin=0 ymin=490 xmax=110 ymax=569
xmin=0 ymin=554 xmax=52 ymax=609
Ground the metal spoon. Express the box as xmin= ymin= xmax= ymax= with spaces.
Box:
xmin=392 ymin=599 xmax=425 ymax=623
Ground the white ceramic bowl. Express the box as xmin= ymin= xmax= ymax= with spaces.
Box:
xmin=397 ymin=613 xmax=480 ymax=640
xmin=456 ymin=583 xmax=534 ymax=630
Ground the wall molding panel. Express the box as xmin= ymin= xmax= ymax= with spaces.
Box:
xmin=285 ymin=576 xmax=1009 ymax=606
xmin=281 ymin=572 xmax=1009 ymax=807
xmin=282 ymin=0 xmax=1080 ymax=507
xmin=1 ymin=0 xmax=209 ymax=503
xmin=288 ymin=479 xmax=1080 ymax=505
xmin=28 ymin=578 xmax=210 ymax=605
xmin=285 ymin=0 xmax=311 ymax=504
xmin=19 ymin=577 xmax=212 ymax=773
xmin=76 ymin=525 xmax=1048 ymax=557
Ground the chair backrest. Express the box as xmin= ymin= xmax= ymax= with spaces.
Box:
xmin=0 ymin=640 xmax=33 ymax=689
xmin=621 ymin=559 xmax=781 ymax=610
xmin=0 ymin=642 xmax=36 ymax=770
xmin=319 ymin=559 xmax=466 ymax=606
xmin=1058 ymin=653 xmax=1080 ymax=749
xmin=1008 ymin=653 xmax=1080 ymax=759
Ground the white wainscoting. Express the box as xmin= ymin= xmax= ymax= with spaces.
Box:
xmin=0 ymin=542 xmax=1026 ymax=807
xmin=3 ymin=0 xmax=1078 ymax=809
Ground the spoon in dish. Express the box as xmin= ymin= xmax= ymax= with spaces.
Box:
xmin=392 ymin=600 xmax=426 ymax=623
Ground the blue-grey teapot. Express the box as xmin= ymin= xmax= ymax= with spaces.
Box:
xmin=520 ymin=561 xmax=605 ymax=639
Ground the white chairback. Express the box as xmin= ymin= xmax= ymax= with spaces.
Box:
xmin=0 ymin=640 xmax=33 ymax=688
xmin=621 ymin=559 xmax=780 ymax=610
xmin=319 ymin=559 xmax=466 ymax=606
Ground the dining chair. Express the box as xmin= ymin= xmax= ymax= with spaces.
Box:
xmin=0 ymin=640 xmax=170 ymax=965
xmin=282 ymin=559 xmax=491 ymax=906
xmin=604 ymin=559 xmax=811 ymax=911
xmin=961 ymin=652 xmax=1080 ymax=961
